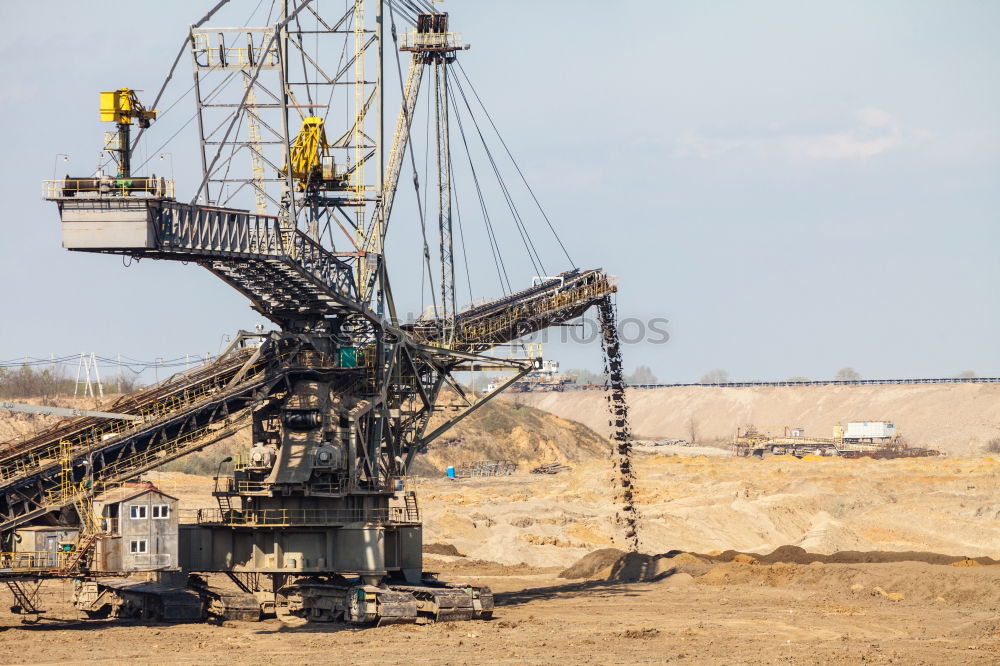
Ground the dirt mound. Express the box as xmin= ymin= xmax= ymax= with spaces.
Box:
xmin=710 ymin=546 xmax=1000 ymax=566
xmin=411 ymin=399 xmax=608 ymax=476
xmin=558 ymin=548 xmax=624 ymax=579
xmin=693 ymin=559 xmax=1000 ymax=605
xmin=423 ymin=542 xmax=465 ymax=557
xmin=0 ymin=393 xmax=609 ymax=479
xmin=570 ymin=550 xmax=716 ymax=583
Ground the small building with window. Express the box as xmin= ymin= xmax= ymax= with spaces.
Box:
xmin=92 ymin=482 xmax=179 ymax=571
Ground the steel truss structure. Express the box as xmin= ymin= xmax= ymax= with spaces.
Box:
xmin=14 ymin=0 xmax=628 ymax=625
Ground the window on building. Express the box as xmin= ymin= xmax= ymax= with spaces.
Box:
xmin=129 ymin=539 xmax=147 ymax=554
xmin=152 ymin=504 xmax=170 ymax=519
xmin=129 ymin=505 xmax=147 ymax=519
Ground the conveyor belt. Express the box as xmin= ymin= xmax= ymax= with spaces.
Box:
xmin=0 ymin=345 xmax=277 ymax=537
xmin=406 ymin=268 xmax=617 ymax=353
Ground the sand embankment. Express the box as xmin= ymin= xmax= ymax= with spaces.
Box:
xmin=515 ymin=383 xmax=1000 ymax=455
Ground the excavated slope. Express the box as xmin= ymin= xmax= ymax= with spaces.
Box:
xmin=515 ymin=383 xmax=1000 ymax=455
xmin=0 ymin=395 xmax=610 ymax=476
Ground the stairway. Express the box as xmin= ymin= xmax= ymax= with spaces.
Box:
xmin=59 ymin=534 xmax=97 ymax=575
xmin=404 ymin=491 xmax=420 ymax=521
xmin=5 ymin=580 xmax=42 ymax=617
xmin=54 ymin=198 xmax=362 ymax=327
xmin=215 ymin=492 xmax=233 ymax=517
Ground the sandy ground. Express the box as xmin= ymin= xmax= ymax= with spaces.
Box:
xmin=0 ymin=559 xmax=996 ymax=665
xmin=150 ymin=452 xmax=1000 ymax=567
xmin=0 ymin=452 xmax=993 ymax=664
xmin=418 ymin=453 xmax=1000 ymax=567
xmin=514 ymin=383 xmax=1000 ymax=455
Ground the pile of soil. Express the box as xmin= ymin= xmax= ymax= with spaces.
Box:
xmin=560 ymin=546 xmax=1000 ymax=588
xmin=423 ymin=542 xmax=465 ymax=557
xmin=709 ymin=545 xmax=1000 ymax=566
xmin=560 ymin=549 xmax=714 ymax=582
xmin=558 ymin=548 xmax=623 ymax=579
xmin=412 ymin=398 xmax=608 ymax=476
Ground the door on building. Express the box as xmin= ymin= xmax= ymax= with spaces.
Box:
xmin=45 ymin=535 xmax=59 ymax=567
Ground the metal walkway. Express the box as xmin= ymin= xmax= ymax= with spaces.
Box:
xmin=52 ymin=197 xmax=360 ymax=326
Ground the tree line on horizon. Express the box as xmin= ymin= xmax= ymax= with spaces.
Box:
xmin=563 ymin=366 xmax=981 ymax=385
xmin=0 ymin=364 xmax=142 ymax=399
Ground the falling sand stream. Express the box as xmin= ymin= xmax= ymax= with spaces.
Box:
xmin=597 ymin=297 xmax=641 ymax=551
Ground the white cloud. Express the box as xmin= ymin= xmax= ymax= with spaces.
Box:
xmin=675 ymin=108 xmax=906 ymax=163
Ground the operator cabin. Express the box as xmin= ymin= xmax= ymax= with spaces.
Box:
xmin=92 ymin=482 xmax=179 ymax=571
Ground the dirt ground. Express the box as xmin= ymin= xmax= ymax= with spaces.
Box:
xmin=0 ymin=452 xmax=996 ymax=664
xmin=417 ymin=453 xmax=1000 ymax=566
xmin=0 ymin=558 xmax=997 ymax=665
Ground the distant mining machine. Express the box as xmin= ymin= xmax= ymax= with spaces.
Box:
xmin=732 ymin=423 xmax=940 ymax=459
xmin=6 ymin=0 xmax=634 ymax=625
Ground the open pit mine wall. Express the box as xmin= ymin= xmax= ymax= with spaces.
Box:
xmin=514 ymin=382 xmax=1000 ymax=456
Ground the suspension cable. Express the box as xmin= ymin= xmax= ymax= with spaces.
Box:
xmin=456 ymin=60 xmax=576 ymax=268
xmin=446 ymin=72 xmax=511 ymax=296
xmin=388 ymin=2 xmax=438 ymax=315
xmin=449 ymin=72 xmax=546 ymax=278
xmin=448 ymin=134 xmax=475 ymax=307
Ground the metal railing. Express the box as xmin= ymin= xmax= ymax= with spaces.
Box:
xmin=42 ymin=178 xmax=175 ymax=199
xmin=400 ymin=30 xmax=465 ymax=51
xmin=40 ymin=410 xmax=253 ymax=510
xmin=408 ymin=270 xmax=617 ymax=352
xmin=158 ymin=201 xmax=357 ymax=301
xmin=196 ymin=506 xmax=411 ymax=527
xmin=0 ymin=551 xmax=70 ymax=572
xmin=191 ymin=31 xmax=280 ymax=70
xmin=456 ymin=274 xmax=616 ymax=348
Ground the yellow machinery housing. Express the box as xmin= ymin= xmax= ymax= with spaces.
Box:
xmin=284 ymin=117 xmax=346 ymax=190
xmin=99 ymin=88 xmax=157 ymax=127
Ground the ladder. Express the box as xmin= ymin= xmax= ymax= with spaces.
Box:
xmin=59 ymin=534 xmax=98 ymax=575
xmin=5 ymin=580 xmax=43 ymax=620
xmin=216 ymin=492 xmax=233 ymax=516
xmin=243 ymin=73 xmax=268 ymax=215
xmin=404 ymin=491 xmax=420 ymax=521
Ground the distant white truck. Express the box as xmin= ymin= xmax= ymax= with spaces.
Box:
xmin=843 ymin=421 xmax=895 ymax=441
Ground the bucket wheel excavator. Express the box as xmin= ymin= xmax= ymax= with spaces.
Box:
xmin=6 ymin=0 xmax=632 ymax=625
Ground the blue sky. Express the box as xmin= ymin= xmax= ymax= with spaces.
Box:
xmin=1 ymin=1 xmax=997 ymax=383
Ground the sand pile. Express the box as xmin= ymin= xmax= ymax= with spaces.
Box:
xmin=711 ymin=545 xmax=1000 ymax=566
xmin=560 ymin=549 xmax=714 ymax=582
xmin=0 ymin=395 xmax=127 ymax=443
xmin=559 ymin=545 xmax=1000 ymax=600
xmin=558 ymin=548 xmax=624 ymax=579
xmin=413 ymin=399 xmax=608 ymax=475
xmin=423 ymin=543 xmax=465 ymax=557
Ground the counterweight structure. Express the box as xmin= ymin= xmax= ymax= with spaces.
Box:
xmin=9 ymin=0 xmax=627 ymax=624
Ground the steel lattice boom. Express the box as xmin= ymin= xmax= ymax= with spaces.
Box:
xmin=8 ymin=0 xmax=634 ymax=626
